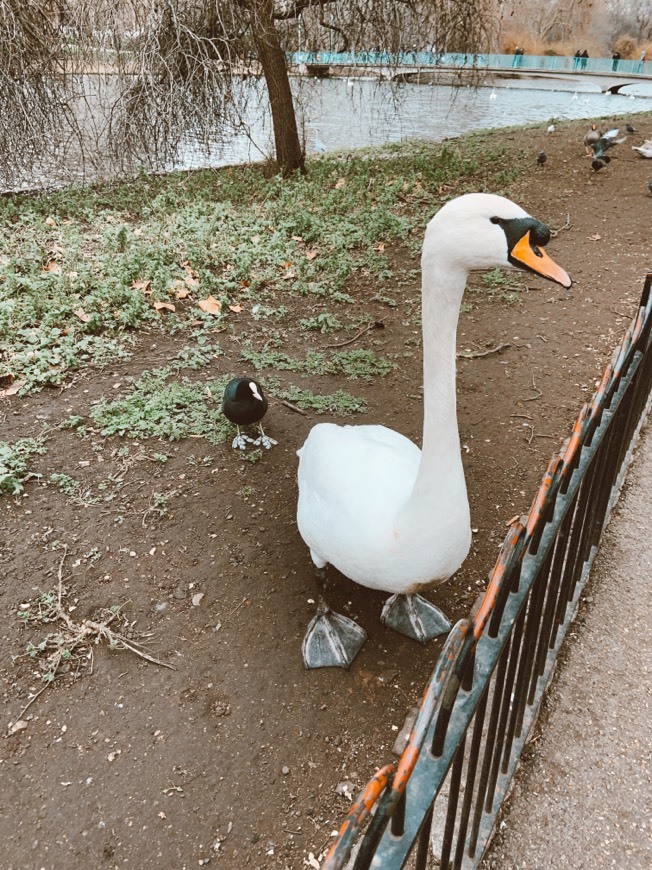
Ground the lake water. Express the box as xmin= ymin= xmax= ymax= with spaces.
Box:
xmin=171 ymin=75 xmax=652 ymax=170
xmin=6 ymin=74 xmax=652 ymax=189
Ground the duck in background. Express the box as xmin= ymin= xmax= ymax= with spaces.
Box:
xmin=589 ymin=128 xmax=626 ymax=171
xmin=583 ymin=123 xmax=604 ymax=156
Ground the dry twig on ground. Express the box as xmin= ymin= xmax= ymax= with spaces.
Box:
xmin=458 ymin=342 xmax=510 ymax=359
xmin=7 ymin=547 xmax=174 ymax=734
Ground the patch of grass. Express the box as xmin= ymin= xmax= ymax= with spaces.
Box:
xmin=237 ymin=485 xmax=256 ymax=498
xmin=0 ymin=436 xmax=47 ymax=495
xmin=49 ymin=472 xmax=102 ymax=506
xmin=187 ymin=454 xmax=214 ymax=467
xmin=240 ymin=347 xmax=330 ymax=375
xmin=251 ymin=304 xmax=288 ymax=320
xmin=89 ymin=367 xmax=232 ymax=444
xmin=142 ymin=491 xmax=173 ymax=526
xmin=49 ymin=473 xmax=82 ymax=497
xmin=482 ymin=268 xmax=516 ymax=289
xmin=278 ymin=386 xmax=367 ymax=415
xmin=332 ymin=349 xmax=395 ymax=380
xmin=300 ymin=312 xmax=342 ymax=333
xmin=1 ymin=136 xmax=526 ymax=394
xmin=370 ymin=292 xmax=398 ymax=307
xmin=241 ymin=347 xmax=394 ymax=381
xmin=172 ymin=341 xmax=222 ymax=370
xmin=59 ymin=415 xmax=86 ymax=430
xmin=237 ymin=448 xmax=263 ymax=463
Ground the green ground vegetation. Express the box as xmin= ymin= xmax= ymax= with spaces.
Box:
xmin=0 ymin=133 xmax=529 ymax=497
xmin=1 ymin=137 xmax=522 ymax=394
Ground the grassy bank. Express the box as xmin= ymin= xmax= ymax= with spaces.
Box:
xmin=0 ymin=136 xmax=522 ymax=394
xmin=0 ymin=131 xmax=533 ymax=489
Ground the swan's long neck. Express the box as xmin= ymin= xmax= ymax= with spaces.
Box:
xmin=406 ymin=245 xmax=468 ymax=508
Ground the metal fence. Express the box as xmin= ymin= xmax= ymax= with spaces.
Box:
xmin=289 ymin=51 xmax=652 ymax=79
xmin=323 ymin=272 xmax=652 ymax=870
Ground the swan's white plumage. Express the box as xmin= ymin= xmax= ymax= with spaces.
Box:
xmin=296 ymin=194 xmax=537 ymax=599
xmin=297 ymin=423 xmax=469 ymax=591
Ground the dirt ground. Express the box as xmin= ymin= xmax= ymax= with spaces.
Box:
xmin=1 ymin=114 xmax=651 ymax=870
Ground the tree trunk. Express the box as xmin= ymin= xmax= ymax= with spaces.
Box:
xmin=249 ymin=0 xmax=305 ymax=175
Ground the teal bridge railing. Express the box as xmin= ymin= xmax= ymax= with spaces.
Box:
xmin=288 ymin=51 xmax=652 ymax=79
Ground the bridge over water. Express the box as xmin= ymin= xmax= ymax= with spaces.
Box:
xmin=288 ymin=51 xmax=652 ymax=95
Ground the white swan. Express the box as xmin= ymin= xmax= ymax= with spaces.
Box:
xmin=297 ymin=193 xmax=572 ymax=668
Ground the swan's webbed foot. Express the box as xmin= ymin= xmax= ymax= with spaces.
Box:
xmin=380 ymin=593 xmax=451 ymax=644
xmin=302 ymin=604 xmax=367 ymax=669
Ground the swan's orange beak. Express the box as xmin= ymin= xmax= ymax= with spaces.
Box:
xmin=510 ymin=231 xmax=572 ymax=288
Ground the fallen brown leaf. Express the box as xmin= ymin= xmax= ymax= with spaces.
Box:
xmin=198 ymin=296 xmax=222 ymax=315
xmin=228 ymin=304 xmax=243 ymax=313
xmin=153 ymin=301 xmax=176 ymax=313
xmin=74 ymin=307 xmax=91 ymax=323
xmin=0 ymin=380 xmax=25 ymax=398
xmin=131 ymin=279 xmax=152 ymax=294
xmin=588 ymin=233 xmax=602 ymax=241
xmin=305 ymin=250 xmax=318 ymax=261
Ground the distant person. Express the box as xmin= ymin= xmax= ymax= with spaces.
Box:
xmin=639 ymin=50 xmax=647 ymax=72
xmin=513 ymin=47 xmax=520 ymax=67
xmin=573 ymin=49 xmax=581 ymax=71
xmin=612 ymin=51 xmax=620 ymax=71
xmin=581 ymin=49 xmax=589 ymax=70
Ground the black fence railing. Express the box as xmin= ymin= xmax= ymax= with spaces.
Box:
xmin=324 ymin=273 xmax=652 ymax=870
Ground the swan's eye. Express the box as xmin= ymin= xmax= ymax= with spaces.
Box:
xmin=496 ymin=216 xmax=551 ymax=253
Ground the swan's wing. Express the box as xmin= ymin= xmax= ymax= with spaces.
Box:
xmin=298 ymin=423 xmax=419 ymax=497
xmin=297 ymin=423 xmax=420 ymax=557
